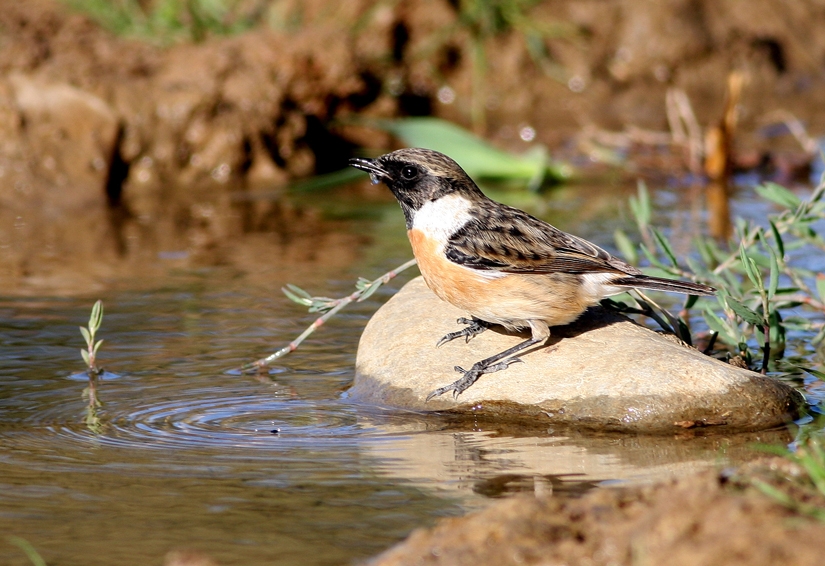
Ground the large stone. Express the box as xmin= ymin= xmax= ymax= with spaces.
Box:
xmin=351 ymin=277 xmax=804 ymax=433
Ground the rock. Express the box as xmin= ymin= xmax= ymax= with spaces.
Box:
xmin=351 ymin=277 xmax=804 ymax=432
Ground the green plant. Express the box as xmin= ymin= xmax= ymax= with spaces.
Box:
xmin=63 ymin=0 xmax=269 ymax=43
xmin=6 ymin=536 xmax=47 ymax=566
xmin=749 ymin=436 xmax=825 ymax=521
xmin=80 ymin=300 xmax=105 ymax=375
xmin=78 ymin=300 xmax=106 ymax=433
xmin=614 ymin=180 xmax=825 ymax=376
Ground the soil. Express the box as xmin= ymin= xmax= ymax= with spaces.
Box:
xmin=368 ymin=457 xmax=825 ymax=566
xmin=2 ymin=0 xmax=825 ymax=292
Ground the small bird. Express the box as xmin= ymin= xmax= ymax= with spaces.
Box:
xmin=350 ymin=148 xmax=715 ymax=401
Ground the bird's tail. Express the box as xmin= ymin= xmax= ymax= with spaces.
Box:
xmin=611 ymin=275 xmax=715 ymax=296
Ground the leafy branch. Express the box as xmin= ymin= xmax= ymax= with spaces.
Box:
xmin=241 ymin=259 xmax=418 ymax=372
xmin=615 ymin=179 xmax=825 ymax=376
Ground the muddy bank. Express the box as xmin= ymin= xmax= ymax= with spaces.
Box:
xmin=369 ymin=456 xmax=825 ymax=566
xmin=2 ymin=0 xmax=825 ymax=290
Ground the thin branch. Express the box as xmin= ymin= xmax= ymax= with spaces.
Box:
xmin=240 ymin=259 xmax=418 ymax=373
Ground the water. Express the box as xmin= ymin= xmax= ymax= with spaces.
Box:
xmin=0 ymin=181 xmax=816 ymax=565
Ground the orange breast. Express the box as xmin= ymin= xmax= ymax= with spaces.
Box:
xmin=407 ymin=228 xmax=493 ymax=312
xmin=407 ymin=228 xmax=596 ymax=329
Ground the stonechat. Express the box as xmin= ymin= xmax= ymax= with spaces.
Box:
xmin=350 ymin=148 xmax=715 ymax=400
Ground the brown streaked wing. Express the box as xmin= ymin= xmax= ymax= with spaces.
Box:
xmin=445 ymin=205 xmax=641 ymax=275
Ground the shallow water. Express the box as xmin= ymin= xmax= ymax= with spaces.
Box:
xmin=0 ymin=180 xmax=818 ymax=565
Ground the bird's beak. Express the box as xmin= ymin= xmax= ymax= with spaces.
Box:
xmin=349 ymin=157 xmax=389 ymax=185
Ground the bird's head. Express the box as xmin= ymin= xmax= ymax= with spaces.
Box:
xmin=350 ymin=148 xmax=479 ymax=227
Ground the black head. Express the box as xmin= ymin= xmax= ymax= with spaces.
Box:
xmin=349 ymin=148 xmax=481 ymax=227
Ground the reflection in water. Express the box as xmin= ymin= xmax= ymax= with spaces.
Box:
xmin=82 ymin=371 xmax=102 ymax=434
xmin=706 ymin=180 xmax=733 ymax=240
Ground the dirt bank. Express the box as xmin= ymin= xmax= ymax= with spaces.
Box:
xmin=2 ymin=0 xmax=825 ymax=291
xmin=369 ymin=457 xmax=825 ymax=566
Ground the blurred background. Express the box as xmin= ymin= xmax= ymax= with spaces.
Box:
xmin=2 ymin=0 xmax=824 ymax=292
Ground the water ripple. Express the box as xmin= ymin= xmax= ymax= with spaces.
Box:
xmin=1 ymin=386 xmax=363 ymax=465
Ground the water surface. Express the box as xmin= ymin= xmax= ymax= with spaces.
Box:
xmin=0 ymin=180 xmax=815 ymax=565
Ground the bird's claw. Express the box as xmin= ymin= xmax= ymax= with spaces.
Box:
xmin=425 ymin=356 xmax=523 ymax=401
xmin=435 ymin=318 xmax=490 ymax=348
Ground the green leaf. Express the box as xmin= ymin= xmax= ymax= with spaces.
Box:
xmin=357 ymin=281 xmax=381 ymax=302
xmin=93 ymin=339 xmax=104 ymax=355
xmin=81 ymin=349 xmax=90 ymax=367
xmin=6 ymin=536 xmax=47 ymax=566
xmin=80 ymin=326 xmax=91 ymax=345
xmin=769 ymin=219 xmax=785 ymax=258
xmin=702 ymin=306 xmax=739 ymax=345
xmin=613 ymin=229 xmax=638 ymax=264
xmin=768 ymin=310 xmax=785 ymax=347
xmin=799 ymin=366 xmax=825 ymax=380
xmin=767 ymin=246 xmax=779 ymax=299
xmin=739 ymin=245 xmax=762 ymax=289
xmin=726 ymin=296 xmax=764 ymax=326
xmin=370 ymin=117 xmax=572 ymax=184
xmin=749 ymin=257 xmax=763 ymax=289
xmin=817 ymin=275 xmax=825 ymax=302
xmin=281 ymin=285 xmax=313 ymax=307
xmin=684 ymin=256 xmax=707 ymax=281
xmin=738 ymin=244 xmax=755 ymax=282
xmin=639 ymin=244 xmax=668 ymax=270
xmin=629 ymin=181 xmax=652 ymax=229
xmin=89 ymin=300 xmax=103 ymax=332
xmin=755 ymin=182 xmax=802 ymax=209
xmin=287 ymin=167 xmax=365 ymax=193
xmin=283 ymin=283 xmax=311 ymax=299
xmin=651 ymin=228 xmax=678 ymax=267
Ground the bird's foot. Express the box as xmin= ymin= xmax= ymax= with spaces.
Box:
xmin=436 ymin=317 xmax=491 ymax=348
xmin=425 ymin=357 xmax=523 ymax=401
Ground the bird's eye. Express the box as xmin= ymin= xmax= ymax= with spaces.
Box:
xmin=400 ymin=165 xmax=419 ymax=180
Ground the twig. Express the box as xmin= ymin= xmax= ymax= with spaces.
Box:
xmin=762 ymin=109 xmax=818 ymax=155
xmin=240 ymin=259 xmax=418 ymax=373
xmin=666 ymin=87 xmax=704 ymax=175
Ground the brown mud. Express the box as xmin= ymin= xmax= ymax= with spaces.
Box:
xmin=2 ymin=0 xmax=825 ymax=291
xmin=370 ymin=457 xmax=825 ymax=566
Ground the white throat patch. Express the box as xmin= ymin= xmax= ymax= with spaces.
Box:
xmin=411 ymin=193 xmax=473 ymax=241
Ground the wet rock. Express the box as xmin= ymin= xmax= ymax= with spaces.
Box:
xmin=351 ymin=277 xmax=804 ymax=432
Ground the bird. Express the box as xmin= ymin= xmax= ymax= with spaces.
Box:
xmin=349 ymin=148 xmax=715 ymax=401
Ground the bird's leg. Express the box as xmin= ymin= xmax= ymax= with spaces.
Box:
xmin=436 ymin=317 xmax=492 ymax=348
xmin=427 ymin=320 xmax=550 ymax=401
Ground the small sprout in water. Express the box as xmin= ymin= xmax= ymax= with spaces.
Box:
xmin=80 ymin=300 xmax=104 ymax=375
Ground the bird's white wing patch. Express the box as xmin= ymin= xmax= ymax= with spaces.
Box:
xmin=580 ymin=272 xmax=624 ymax=300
